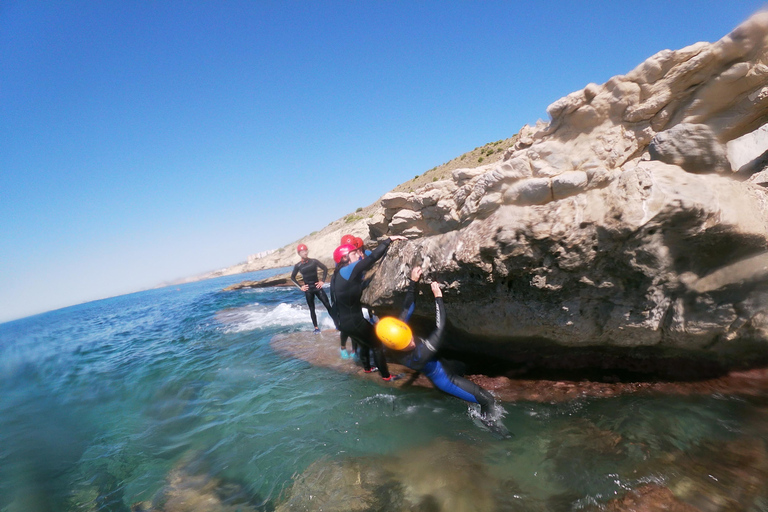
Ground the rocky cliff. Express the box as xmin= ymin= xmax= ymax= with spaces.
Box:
xmin=361 ymin=12 xmax=768 ymax=374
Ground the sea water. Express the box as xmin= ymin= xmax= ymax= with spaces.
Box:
xmin=1 ymin=268 xmax=768 ymax=511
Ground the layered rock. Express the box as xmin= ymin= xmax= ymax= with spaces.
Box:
xmin=364 ymin=12 xmax=768 ymax=370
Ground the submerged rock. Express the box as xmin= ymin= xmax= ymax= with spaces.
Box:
xmin=131 ymin=457 xmax=264 ymax=512
xmin=596 ymin=484 xmax=699 ymax=512
xmin=275 ymin=439 xmax=497 ymax=512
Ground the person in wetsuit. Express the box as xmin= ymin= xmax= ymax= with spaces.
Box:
xmin=338 ymin=236 xmax=373 ymax=360
xmin=291 ymin=244 xmax=335 ymax=334
xmin=331 ymin=235 xmax=405 ymax=380
xmin=376 ymin=266 xmax=498 ymax=419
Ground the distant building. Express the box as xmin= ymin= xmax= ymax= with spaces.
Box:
xmin=247 ymin=249 xmax=276 ymax=264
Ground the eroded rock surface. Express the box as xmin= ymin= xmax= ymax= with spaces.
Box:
xmin=363 ymin=12 xmax=768 ymax=372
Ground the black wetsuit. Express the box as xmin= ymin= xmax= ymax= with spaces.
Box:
xmin=394 ymin=279 xmax=495 ymax=415
xmin=331 ymin=239 xmax=392 ymax=377
xmin=291 ymin=258 xmax=334 ymax=329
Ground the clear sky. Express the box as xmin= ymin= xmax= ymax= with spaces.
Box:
xmin=1 ymin=1 xmax=765 ymax=323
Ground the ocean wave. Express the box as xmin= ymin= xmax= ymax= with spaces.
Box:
xmin=216 ymin=303 xmax=335 ymax=333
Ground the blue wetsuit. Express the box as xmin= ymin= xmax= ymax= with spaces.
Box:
xmin=395 ymin=279 xmax=495 ymax=414
xmin=331 ymin=240 xmax=392 ymax=377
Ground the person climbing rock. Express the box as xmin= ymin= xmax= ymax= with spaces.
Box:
xmin=290 ymin=244 xmax=335 ymax=334
xmin=331 ymin=235 xmax=406 ymax=379
xmin=337 ymin=235 xmax=372 ymax=360
xmin=376 ymin=266 xmax=509 ymax=436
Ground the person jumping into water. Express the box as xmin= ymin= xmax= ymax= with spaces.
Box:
xmin=331 ymin=235 xmax=406 ymax=380
xmin=376 ymin=266 xmax=507 ymax=434
xmin=291 ymin=244 xmax=335 ymax=334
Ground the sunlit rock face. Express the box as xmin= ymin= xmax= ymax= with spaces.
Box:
xmin=366 ymin=12 xmax=768 ymax=370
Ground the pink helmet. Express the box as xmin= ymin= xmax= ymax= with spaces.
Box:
xmin=340 ymin=234 xmax=356 ymax=246
xmin=297 ymin=244 xmax=308 ymax=253
xmin=333 ymin=244 xmax=357 ymax=264
xmin=353 ymin=237 xmax=364 ymax=249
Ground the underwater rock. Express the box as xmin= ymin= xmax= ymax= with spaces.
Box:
xmin=275 ymin=439 xmax=497 ymax=512
xmin=663 ymin=437 xmax=768 ymax=512
xmin=597 ymin=484 xmax=699 ymax=512
xmin=131 ymin=458 xmax=263 ymax=512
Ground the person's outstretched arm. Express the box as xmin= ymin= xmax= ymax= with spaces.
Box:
xmin=349 ymin=236 xmax=406 ymax=280
xmin=400 ymin=266 xmax=422 ymax=321
xmin=422 ymin=282 xmax=446 ymax=354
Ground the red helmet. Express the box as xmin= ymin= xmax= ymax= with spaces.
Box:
xmin=340 ymin=234 xmax=356 ymax=246
xmin=333 ymin=244 xmax=357 ymax=264
xmin=353 ymin=237 xmax=364 ymax=249
xmin=297 ymin=244 xmax=308 ymax=254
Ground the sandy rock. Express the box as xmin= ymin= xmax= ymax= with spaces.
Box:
xmin=551 ymin=171 xmax=589 ymax=200
xmin=380 ymin=191 xmax=411 ymax=210
xmin=365 ymin=161 xmax=768 ymax=368
xmin=367 ymin=211 xmax=389 ymax=238
xmin=388 ymin=209 xmax=423 ymax=235
xmin=503 ymin=178 xmax=553 ymax=205
xmin=452 ymin=167 xmax=488 ymax=184
xmin=648 ymin=123 xmax=730 ymax=173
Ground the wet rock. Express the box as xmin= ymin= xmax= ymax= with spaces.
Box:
xmin=271 ymin=331 xmax=768 ymax=403
xmin=664 ymin=437 xmax=768 ymax=511
xmin=275 ymin=439 xmax=497 ymax=512
xmin=131 ymin=458 xmax=263 ymax=512
xmin=596 ymin=484 xmax=699 ymax=512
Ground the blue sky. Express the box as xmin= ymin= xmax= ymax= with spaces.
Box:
xmin=1 ymin=1 xmax=765 ymax=323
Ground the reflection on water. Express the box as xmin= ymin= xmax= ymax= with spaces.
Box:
xmin=1 ymin=269 xmax=768 ymax=511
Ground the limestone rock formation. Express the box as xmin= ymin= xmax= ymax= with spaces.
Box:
xmin=363 ymin=12 xmax=768 ymax=370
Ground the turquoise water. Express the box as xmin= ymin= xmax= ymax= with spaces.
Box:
xmin=2 ymin=269 xmax=767 ymax=511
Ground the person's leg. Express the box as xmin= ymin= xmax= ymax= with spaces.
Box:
xmin=339 ymin=332 xmax=350 ymax=359
xmin=315 ymin=288 xmax=337 ymax=328
xmin=359 ymin=321 xmax=391 ymax=379
xmin=351 ymin=335 xmax=371 ymax=370
xmin=304 ymin=290 xmax=318 ymax=329
xmin=426 ymin=361 xmax=495 ymax=415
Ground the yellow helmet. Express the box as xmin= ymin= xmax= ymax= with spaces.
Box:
xmin=375 ymin=317 xmax=413 ymax=350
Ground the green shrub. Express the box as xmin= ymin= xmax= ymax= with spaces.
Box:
xmin=478 ymin=157 xmax=484 ymax=163
xmin=356 ymin=207 xmax=362 ymax=212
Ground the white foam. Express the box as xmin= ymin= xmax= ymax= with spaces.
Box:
xmin=216 ymin=303 xmax=335 ymax=333
xmin=361 ymin=393 xmax=398 ymax=405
